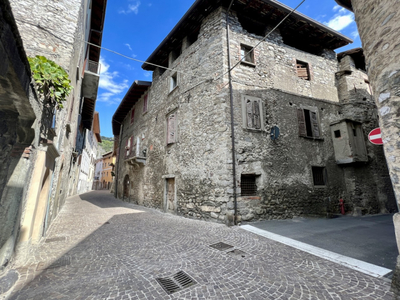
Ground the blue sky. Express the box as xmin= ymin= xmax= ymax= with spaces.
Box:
xmin=96 ymin=0 xmax=361 ymax=138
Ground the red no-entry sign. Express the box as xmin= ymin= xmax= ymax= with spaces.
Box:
xmin=368 ymin=128 xmax=383 ymax=145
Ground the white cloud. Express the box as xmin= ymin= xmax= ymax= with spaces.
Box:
xmin=98 ymin=57 xmax=129 ymax=105
xmin=351 ymin=30 xmax=359 ymax=39
xmin=125 ymin=43 xmax=132 ymax=51
xmin=324 ymin=5 xmax=355 ymax=31
xmin=325 ymin=14 xmax=354 ymax=31
xmin=119 ymin=1 xmax=140 ymax=14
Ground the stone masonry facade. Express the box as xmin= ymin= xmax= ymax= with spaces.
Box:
xmin=114 ymin=2 xmax=396 ymax=224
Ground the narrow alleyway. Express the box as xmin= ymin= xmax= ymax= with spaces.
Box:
xmin=2 ymin=191 xmax=394 ymax=299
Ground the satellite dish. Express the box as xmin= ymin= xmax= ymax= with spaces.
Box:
xmin=270 ymin=126 xmax=280 ymax=140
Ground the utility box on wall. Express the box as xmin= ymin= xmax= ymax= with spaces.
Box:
xmin=330 ymin=120 xmax=368 ymax=164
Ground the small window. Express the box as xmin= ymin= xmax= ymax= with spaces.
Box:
xmin=242 ymin=95 xmax=263 ymax=130
xmin=167 ymin=113 xmax=177 ymax=145
xmin=170 ymin=73 xmax=178 ymax=92
xmin=143 ymin=94 xmax=148 ymax=113
xmin=241 ymin=174 xmax=257 ymax=196
xmin=240 ymin=44 xmax=254 ymax=65
xmin=130 ymin=108 xmax=135 ymax=124
xmin=296 ymin=60 xmax=310 ymax=80
xmin=312 ymin=166 xmax=326 ymax=186
xmin=334 ymin=130 xmax=341 ymax=138
xmin=297 ymin=108 xmax=321 ymax=138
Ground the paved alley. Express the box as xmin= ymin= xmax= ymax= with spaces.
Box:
xmin=1 ymin=191 xmax=394 ymax=299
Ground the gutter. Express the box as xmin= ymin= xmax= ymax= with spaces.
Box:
xmin=226 ymin=0 xmax=238 ymax=225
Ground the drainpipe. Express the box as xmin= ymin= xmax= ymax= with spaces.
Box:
xmin=114 ymin=122 xmax=123 ymax=199
xmin=226 ymin=0 xmax=238 ymax=225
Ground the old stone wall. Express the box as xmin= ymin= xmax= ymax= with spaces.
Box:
xmin=116 ymin=5 xmax=394 ymax=224
xmin=117 ymin=8 xmax=232 ymax=222
xmin=0 ymin=0 xmax=37 ymax=270
xmin=7 ymin=0 xmax=90 ymax=251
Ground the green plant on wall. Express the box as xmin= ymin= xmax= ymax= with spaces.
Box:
xmin=28 ymin=55 xmax=73 ymax=109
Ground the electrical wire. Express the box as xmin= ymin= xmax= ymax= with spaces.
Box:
xmin=83 ymin=0 xmax=305 ymax=85
xmin=83 ymin=40 xmax=212 ymax=81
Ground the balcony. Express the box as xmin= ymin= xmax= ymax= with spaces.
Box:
xmin=82 ymin=59 xmax=100 ymax=100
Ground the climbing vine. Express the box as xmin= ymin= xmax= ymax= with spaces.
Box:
xmin=28 ymin=55 xmax=73 ymax=109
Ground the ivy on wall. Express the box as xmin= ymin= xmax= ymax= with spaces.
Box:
xmin=28 ymin=55 xmax=73 ymax=109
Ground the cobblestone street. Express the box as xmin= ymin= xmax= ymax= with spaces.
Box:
xmin=1 ymin=191 xmax=394 ymax=299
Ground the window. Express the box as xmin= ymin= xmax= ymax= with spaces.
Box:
xmin=130 ymin=108 xmax=135 ymax=124
xmin=296 ymin=60 xmax=310 ymax=80
xmin=240 ymin=44 xmax=255 ymax=65
xmin=297 ymin=108 xmax=321 ymax=138
xmin=170 ymin=73 xmax=178 ymax=92
xmin=167 ymin=113 xmax=177 ymax=145
xmin=143 ymin=94 xmax=148 ymax=113
xmin=125 ymin=136 xmax=134 ymax=158
xmin=241 ymin=174 xmax=257 ymax=196
xmin=312 ymin=166 xmax=326 ymax=186
xmin=334 ymin=130 xmax=341 ymax=138
xmin=242 ymin=95 xmax=263 ymax=130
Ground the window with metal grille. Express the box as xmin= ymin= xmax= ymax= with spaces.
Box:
xmin=312 ymin=166 xmax=326 ymax=186
xmin=241 ymin=174 xmax=257 ymax=196
xmin=296 ymin=60 xmax=310 ymax=80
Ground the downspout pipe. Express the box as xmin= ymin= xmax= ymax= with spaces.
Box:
xmin=226 ymin=0 xmax=238 ymax=225
xmin=114 ymin=122 xmax=123 ymax=199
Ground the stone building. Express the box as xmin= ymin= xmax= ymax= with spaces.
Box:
xmin=0 ymin=0 xmax=37 ymax=271
xmin=0 ymin=0 xmax=107 ymax=274
xmin=334 ymin=0 xmax=400 ymax=296
xmin=112 ymin=0 xmax=396 ymax=224
xmin=77 ymin=112 xmax=101 ymax=194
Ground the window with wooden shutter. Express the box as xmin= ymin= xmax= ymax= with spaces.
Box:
xmin=130 ymin=108 xmax=135 ymax=124
xmin=243 ymin=96 xmax=263 ymax=130
xmin=125 ymin=138 xmax=131 ymax=158
xmin=167 ymin=113 xmax=176 ymax=144
xmin=297 ymin=108 xmax=321 ymax=138
xmin=296 ymin=60 xmax=310 ymax=80
xmin=130 ymin=136 xmax=135 ymax=157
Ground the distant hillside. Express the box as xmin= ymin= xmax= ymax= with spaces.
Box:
xmin=98 ymin=136 xmax=114 ymax=155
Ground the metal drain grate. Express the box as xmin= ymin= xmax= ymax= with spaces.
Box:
xmin=156 ymin=271 xmax=197 ymax=295
xmin=47 ymin=256 xmax=71 ymax=269
xmin=209 ymin=242 xmax=234 ymax=251
xmin=227 ymin=249 xmax=247 ymax=258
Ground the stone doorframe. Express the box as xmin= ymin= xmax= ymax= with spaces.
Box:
xmin=162 ymin=175 xmax=177 ymax=214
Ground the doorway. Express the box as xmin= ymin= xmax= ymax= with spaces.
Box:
xmin=165 ymin=178 xmax=175 ymax=213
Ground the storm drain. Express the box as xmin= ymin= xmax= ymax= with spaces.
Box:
xmin=47 ymin=256 xmax=71 ymax=269
xmin=209 ymin=242 xmax=234 ymax=251
xmin=156 ymin=271 xmax=197 ymax=295
xmin=227 ymin=249 xmax=247 ymax=258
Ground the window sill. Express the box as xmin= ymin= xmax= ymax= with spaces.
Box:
xmin=313 ymin=185 xmax=327 ymax=189
xmin=300 ymin=136 xmax=324 ymax=141
xmin=243 ymin=127 xmax=264 ymax=133
xmin=240 ymin=61 xmax=256 ymax=68
xmin=168 ymin=86 xmax=179 ymax=95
